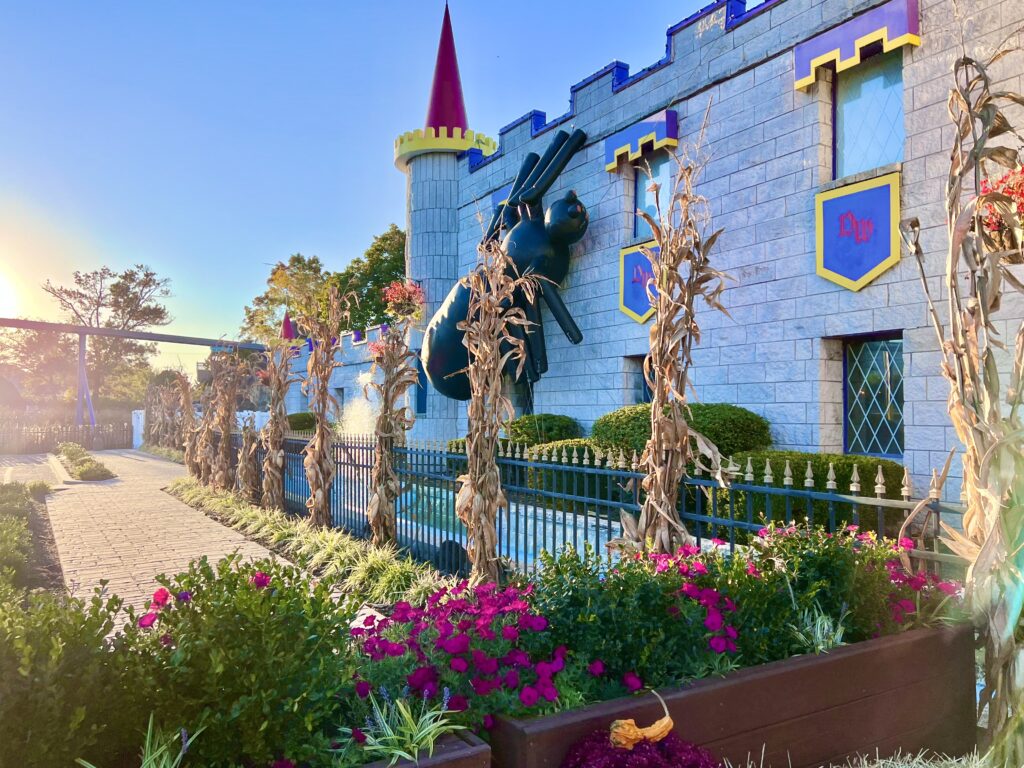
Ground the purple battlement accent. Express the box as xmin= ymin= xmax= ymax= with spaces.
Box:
xmin=467 ymin=0 xmax=788 ymax=174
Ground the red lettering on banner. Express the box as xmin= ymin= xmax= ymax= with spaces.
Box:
xmin=838 ymin=211 xmax=874 ymax=244
xmin=631 ymin=264 xmax=653 ymax=285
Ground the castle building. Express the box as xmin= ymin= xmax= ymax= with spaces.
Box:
xmin=392 ymin=0 xmax=1023 ymax=499
xmin=286 ymin=0 xmax=1021 ymax=501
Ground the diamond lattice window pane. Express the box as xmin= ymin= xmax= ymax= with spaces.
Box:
xmin=836 ymin=50 xmax=905 ymax=178
xmin=844 ymin=338 xmax=904 ymax=457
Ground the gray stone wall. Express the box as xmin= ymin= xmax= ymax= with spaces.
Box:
xmin=414 ymin=0 xmax=1024 ymax=499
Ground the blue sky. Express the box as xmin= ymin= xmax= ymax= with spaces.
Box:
xmin=0 ymin=0 xmax=706 ymax=369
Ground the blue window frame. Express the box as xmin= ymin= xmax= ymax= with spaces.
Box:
xmin=835 ymin=49 xmax=904 ymax=178
xmin=634 ymin=152 xmax=672 ymax=240
xmin=843 ymin=335 xmax=904 ymax=458
xmin=414 ymin=354 xmax=428 ymax=415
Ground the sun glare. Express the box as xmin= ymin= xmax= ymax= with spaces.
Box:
xmin=0 ymin=272 xmax=18 ymax=317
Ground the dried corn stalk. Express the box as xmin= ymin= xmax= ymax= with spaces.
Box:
xmin=616 ymin=139 xmax=731 ymax=555
xmin=901 ymin=44 xmax=1024 ymax=761
xmin=158 ymin=385 xmax=179 ymax=449
xmin=175 ymin=372 xmax=199 ymax=474
xmin=210 ymin=352 xmax=248 ymax=491
xmin=455 ymin=241 xmax=539 ymax=583
xmin=195 ymin=384 xmax=217 ymax=486
xmin=364 ymin=280 xmax=424 ymax=545
xmin=259 ymin=344 xmax=297 ymax=511
xmin=295 ymin=285 xmax=351 ymax=527
xmin=236 ymin=414 xmax=261 ymax=504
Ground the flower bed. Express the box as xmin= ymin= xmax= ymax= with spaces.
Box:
xmin=488 ymin=624 xmax=975 ymax=768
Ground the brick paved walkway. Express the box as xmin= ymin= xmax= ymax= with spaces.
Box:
xmin=46 ymin=449 xmax=273 ymax=610
xmin=1 ymin=453 xmax=58 ymax=485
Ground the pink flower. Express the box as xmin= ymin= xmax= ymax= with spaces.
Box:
xmin=503 ymin=669 xmax=520 ymax=689
xmin=501 ymin=625 xmax=520 ymax=642
xmin=709 ymin=636 xmax=730 ymax=654
xmin=846 ymin=524 xmax=859 ymax=532
xmin=745 ymin=561 xmax=760 ymax=578
xmin=407 ymin=665 xmax=438 ymax=692
xmin=711 ymin=538 xmax=726 ymax=546
xmin=898 ymin=537 xmax=916 ymax=551
xmin=352 ymin=728 xmax=367 ymax=744
xmin=138 ymin=612 xmax=157 ymax=629
xmin=250 ymin=571 xmax=271 ymax=589
xmin=519 ymin=614 xmax=548 ymax=632
xmin=450 ymin=657 xmax=469 ymax=673
xmin=519 ymin=686 xmax=540 ymax=707
xmin=472 ymin=650 xmax=499 ymax=675
xmin=536 ymin=678 xmax=559 ymax=702
xmin=151 ymin=588 xmax=171 ymax=609
xmin=159 ymin=633 xmax=173 ymax=647
xmin=587 ymin=659 xmax=605 ymax=676
xmin=704 ymin=609 xmax=724 ymax=632
xmin=937 ymin=581 xmax=959 ymax=596
xmin=691 ymin=561 xmax=708 ymax=575
xmin=623 ymin=672 xmax=643 ymax=691
xmin=440 ymin=634 xmax=471 ymax=654
xmin=272 ymin=760 xmax=295 ymax=768
xmin=471 ymin=676 xmax=499 ymax=696
xmin=448 ymin=695 xmax=468 ymax=712
xmin=356 ymin=680 xmax=372 ymax=699
xmin=483 ymin=714 xmax=496 ymax=730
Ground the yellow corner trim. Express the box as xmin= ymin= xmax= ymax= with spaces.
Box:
xmin=606 ymin=134 xmax=679 ymax=172
xmin=794 ymin=28 xmax=921 ymax=90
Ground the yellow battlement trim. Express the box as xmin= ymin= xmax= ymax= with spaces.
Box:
xmin=394 ymin=127 xmax=498 ymax=170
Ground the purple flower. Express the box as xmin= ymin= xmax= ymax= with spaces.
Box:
xmin=587 ymin=659 xmax=605 ymax=677
xmin=623 ymin=671 xmax=643 ymax=691
xmin=356 ymin=680 xmax=372 ymax=699
xmin=175 ymin=590 xmax=192 ymax=603
xmin=250 ymin=571 xmax=271 ymax=589
xmin=519 ymin=685 xmax=540 ymax=707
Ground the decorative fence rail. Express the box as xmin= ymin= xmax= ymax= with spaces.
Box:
xmin=0 ymin=422 xmax=133 ymax=454
xmin=228 ymin=436 xmax=962 ymax=581
xmin=235 ymin=433 xmax=966 ymax=578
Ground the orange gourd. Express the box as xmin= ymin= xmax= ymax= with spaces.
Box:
xmin=608 ymin=690 xmax=674 ymax=750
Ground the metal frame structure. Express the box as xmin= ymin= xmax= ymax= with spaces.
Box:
xmin=0 ymin=317 xmax=265 ymax=426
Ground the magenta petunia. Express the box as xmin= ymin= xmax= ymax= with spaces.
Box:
xmin=501 ymin=625 xmax=520 ymax=641
xmin=704 ymin=608 xmax=724 ymax=632
xmin=440 ymin=633 xmax=471 ymax=654
xmin=587 ymin=659 xmax=605 ymax=676
xmin=356 ymin=680 xmax=372 ymax=699
xmin=503 ymin=669 xmax=520 ymax=690
xmin=623 ymin=672 xmax=643 ymax=692
xmin=709 ymin=636 xmax=729 ymax=654
xmin=352 ymin=727 xmax=367 ymax=744
xmin=447 ymin=695 xmax=468 ymax=712
xmin=519 ymin=685 xmax=540 ymax=707
xmin=138 ymin=612 xmax=158 ymax=629
xmin=450 ymin=657 xmax=469 ymax=673
xmin=250 ymin=571 xmax=271 ymax=589
xmin=272 ymin=760 xmax=295 ymax=768
xmin=483 ymin=714 xmax=496 ymax=730
xmin=151 ymin=587 xmax=171 ymax=609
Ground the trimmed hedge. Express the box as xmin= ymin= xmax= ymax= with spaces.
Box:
xmin=506 ymin=414 xmax=582 ymax=446
xmin=591 ymin=402 xmax=772 ymax=457
xmin=287 ymin=412 xmax=316 ymax=431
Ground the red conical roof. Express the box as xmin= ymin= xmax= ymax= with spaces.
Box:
xmin=280 ymin=310 xmax=296 ymax=340
xmin=425 ymin=4 xmax=468 ymax=132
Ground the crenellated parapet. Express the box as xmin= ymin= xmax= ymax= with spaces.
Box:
xmin=394 ymin=127 xmax=497 ymax=170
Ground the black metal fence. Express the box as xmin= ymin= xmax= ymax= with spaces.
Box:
xmin=237 ymin=434 xmax=965 ymax=578
xmin=0 ymin=422 xmax=133 ymax=454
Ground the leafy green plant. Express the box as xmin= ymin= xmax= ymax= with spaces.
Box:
xmin=505 ymin=414 xmax=583 ymax=446
xmin=0 ymin=482 xmax=34 ymax=518
xmin=787 ymin=602 xmax=848 ymax=655
xmin=72 ymin=457 xmax=117 ymax=481
xmin=0 ymin=515 xmax=31 ymax=585
xmin=0 ymin=586 xmax=143 ymax=768
xmin=75 ymin=714 xmax=204 ymax=768
xmin=591 ymin=403 xmax=771 ymax=457
xmin=26 ymin=480 xmax=51 ymax=501
xmin=337 ymin=689 xmax=465 ymax=767
xmin=125 ymin=555 xmax=357 ymax=767
xmin=56 ymin=441 xmax=89 ymax=462
xmin=286 ymin=410 xmax=316 ymax=432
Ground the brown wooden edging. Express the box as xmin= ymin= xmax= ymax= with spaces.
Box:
xmin=362 ymin=732 xmax=490 ymax=768
xmin=489 ymin=624 xmax=975 ymax=768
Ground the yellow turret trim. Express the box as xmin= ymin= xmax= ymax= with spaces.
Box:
xmin=394 ymin=127 xmax=498 ymax=170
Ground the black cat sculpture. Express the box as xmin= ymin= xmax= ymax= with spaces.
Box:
xmin=420 ymin=128 xmax=588 ymax=400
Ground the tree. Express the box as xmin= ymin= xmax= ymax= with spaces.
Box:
xmin=0 ymin=327 xmax=76 ymax=399
xmin=240 ymin=254 xmax=330 ymax=343
xmin=330 ymin=224 xmax=406 ymax=331
xmin=239 ymin=226 xmax=407 ymax=342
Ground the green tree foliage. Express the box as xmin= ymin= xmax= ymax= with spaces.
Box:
xmin=240 ymin=254 xmax=330 ymax=343
xmin=0 ymin=265 xmax=171 ymax=402
xmin=329 ymin=224 xmax=406 ymax=331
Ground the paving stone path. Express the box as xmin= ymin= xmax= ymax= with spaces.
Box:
xmin=1 ymin=453 xmax=58 ymax=485
xmin=45 ymin=449 xmax=273 ymax=610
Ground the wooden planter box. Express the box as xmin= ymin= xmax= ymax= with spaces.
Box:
xmin=363 ymin=732 xmax=490 ymax=768
xmin=490 ymin=625 xmax=975 ymax=768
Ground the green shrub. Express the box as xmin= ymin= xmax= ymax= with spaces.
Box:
xmin=731 ymin=449 xmax=907 ymax=533
xmin=126 ymin=555 xmax=355 ymax=767
xmin=505 ymin=414 xmax=582 ymax=446
xmin=26 ymin=480 xmax=51 ymax=501
xmin=0 ymin=482 xmax=33 ymax=518
xmin=56 ymin=441 xmax=89 ymax=462
xmin=0 ymin=587 xmax=142 ymax=768
xmin=140 ymin=444 xmax=185 ymax=464
xmin=591 ymin=402 xmax=772 ymax=457
xmin=72 ymin=458 xmax=116 ymax=481
xmin=286 ymin=412 xmax=316 ymax=431
xmin=0 ymin=516 xmax=30 ymax=585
